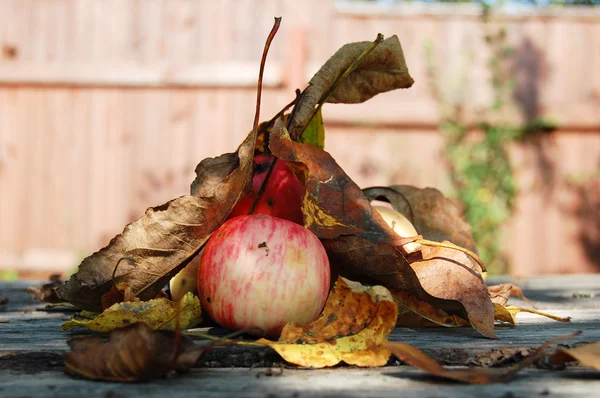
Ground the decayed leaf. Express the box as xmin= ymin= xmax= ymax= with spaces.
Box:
xmin=553 ymin=342 xmax=600 ymax=371
xmin=488 ymin=283 xmax=533 ymax=307
xmin=270 ymin=119 xmax=494 ymax=338
xmin=270 ymin=117 xmax=415 ymax=275
xmin=363 ymin=185 xmax=478 ymax=253
xmin=61 ymin=292 xmax=202 ymax=332
xmin=101 ymin=282 xmax=137 ymax=310
xmin=56 ymin=126 xmax=257 ymax=312
xmin=26 ymin=274 xmax=64 ymax=304
xmin=386 ymin=331 xmax=581 ymax=384
xmin=289 ymin=35 xmax=413 ymax=138
xmin=409 ymin=244 xmax=495 ymax=338
xmin=395 ymin=291 xmax=469 ymax=328
xmin=493 ymin=303 xmax=571 ymax=324
xmin=256 ymin=277 xmax=397 ymax=368
xmin=64 ymin=322 xmax=211 ymax=382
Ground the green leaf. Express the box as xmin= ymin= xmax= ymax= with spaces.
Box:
xmin=299 ymin=108 xmax=325 ymax=149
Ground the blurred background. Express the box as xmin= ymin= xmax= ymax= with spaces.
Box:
xmin=0 ymin=0 xmax=598 ymax=279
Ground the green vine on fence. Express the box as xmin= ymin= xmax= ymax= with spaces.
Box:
xmin=426 ymin=23 xmax=555 ymax=273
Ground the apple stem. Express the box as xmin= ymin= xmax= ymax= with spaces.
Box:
xmin=249 ymin=156 xmax=278 ymax=214
xmin=416 ymin=239 xmax=487 ymax=273
xmin=251 ymin=17 xmax=281 ymax=140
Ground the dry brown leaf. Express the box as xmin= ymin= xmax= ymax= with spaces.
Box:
xmin=410 ymin=244 xmax=495 ymax=338
xmin=61 ymin=292 xmax=202 ymax=332
xmin=553 ymin=342 xmax=600 ymax=371
xmin=289 ymin=35 xmax=413 ymax=138
xmin=26 ymin=274 xmax=63 ymax=304
xmin=55 ymin=128 xmax=257 ymax=312
xmin=270 ymin=119 xmax=494 ymax=338
xmin=100 ymin=282 xmax=137 ymax=310
xmin=488 ymin=283 xmax=533 ymax=307
xmin=386 ymin=331 xmax=581 ymax=384
xmin=395 ymin=291 xmax=469 ymax=328
xmin=363 ymin=185 xmax=478 ymax=253
xmin=256 ymin=277 xmax=397 ymax=368
xmin=270 ymin=117 xmax=422 ymax=283
xmin=493 ymin=303 xmax=571 ymax=324
xmin=64 ymin=322 xmax=211 ymax=382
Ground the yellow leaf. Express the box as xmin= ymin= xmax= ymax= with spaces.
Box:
xmin=61 ymin=292 xmax=202 ymax=332
xmin=493 ymin=303 xmax=571 ymax=325
xmin=256 ymin=277 xmax=397 ymax=368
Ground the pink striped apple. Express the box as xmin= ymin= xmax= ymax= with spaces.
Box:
xmin=198 ymin=214 xmax=330 ymax=337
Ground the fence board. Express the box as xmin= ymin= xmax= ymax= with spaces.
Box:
xmin=0 ymin=0 xmax=598 ymax=276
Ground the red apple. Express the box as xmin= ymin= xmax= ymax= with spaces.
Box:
xmin=198 ymin=214 xmax=330 ymax=337
xmin=227 ymin=154 xmax=304 ymax=224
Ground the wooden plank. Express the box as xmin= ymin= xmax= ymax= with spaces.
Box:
xmin=1 ymin=275 xmax=599 ymax=396
xmin=0 ymin=368 xmax=599 ymax=398
xmin=0 ymin=63 xmax=283 ymax=87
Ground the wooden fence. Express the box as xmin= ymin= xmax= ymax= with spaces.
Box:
xmin=1 ymin=0 xmax=599 ymax=276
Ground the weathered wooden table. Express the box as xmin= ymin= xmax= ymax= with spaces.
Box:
xmin=1 ymin=275 xmax=599 ymax=397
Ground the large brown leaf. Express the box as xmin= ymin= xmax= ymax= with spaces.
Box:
xmin=289 ymin=35 xmax=414 ymax=138
xmin=410 ymin=244 xmax=495 ymax=338
xmin=386 ymin=331 xmax=581 ymax=384
xmin=270 ymin=120 xmax=494 ymax=337
xmin=56 ymin=130 xmax=257 ymax=312
xmin=363 ymin=185 xmax=478 ymax=253
xmin=64 ymin=322 xmax=211 ymax=382
xmin=269 ymin=118 xmax=424 ymax=292
xmin=553 ymin=341 xmax=600 ymax=371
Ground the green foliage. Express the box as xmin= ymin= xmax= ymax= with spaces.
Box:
xmin=427 ymin=27 xmax=555 ymax=273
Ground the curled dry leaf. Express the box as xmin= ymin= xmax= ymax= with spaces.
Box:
xmin=395 ymin=291 xmax=469 ymax=328
xmin=61 ymin=292 xmax=202 ymax=332
xmin=269 ymin=118 xmax=421 ymax=287
xmin=553 ymin=342 xmax=600 ymax=371
xmin=256 ymin=277 xmax=397 ymax=368
xmin=363 ymin=185 xmax=478 ymax=253
xmin=289 ymin=35 xmax=413 ymax=138
xmin=410 ymin=244 xmax=495 ymax=338
xmin=488 ymin=283 xmax=534 ymax=307
xmin=493 ymin=303 xmax=571 ymax=325
xmin=386 ymin=331 xmax=582 ymax=384
xmin=26 ymin=274 xmax=64 ymax=304
xmin=64 ymin=322 xmax=211 ymax=382
xmin=100 ymin=282 xmax=137 ymax=310
xmin=55 ymin=127 xmax=257 ymax=312
xmin=270 ymin=119 xmax=494 ymax=338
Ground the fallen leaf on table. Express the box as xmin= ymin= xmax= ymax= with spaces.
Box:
xmin=64 ymin=322 xmax=212 ymax=382
xmin=488 ymin=283 xmax=533 ymax=307
xmin=409 ymin=244 xmax=495 ymax=338
xmin=61 ymin=292 xmax=202 ymax=332
xmin=493 ymin=303 xmax=571 ymax=324
xmin=26 ymin=274 xmax=64 ymax=304
xmin=395 ymin=291 xmax=469 ymax=328
xmin=256 ymin=277 xmax=397 ymax=368
xmin=288 ymin=35 xmax=413 ymax=138
xmin=553 ymin=342 xmax=600 ymax=371
xmin=386 ymin=331 xmax=581 ymax=384
xmin=55 ymin=122 xmax=258 ymax=312
xmin=363 ymin=185 xmax=478 ymax=254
